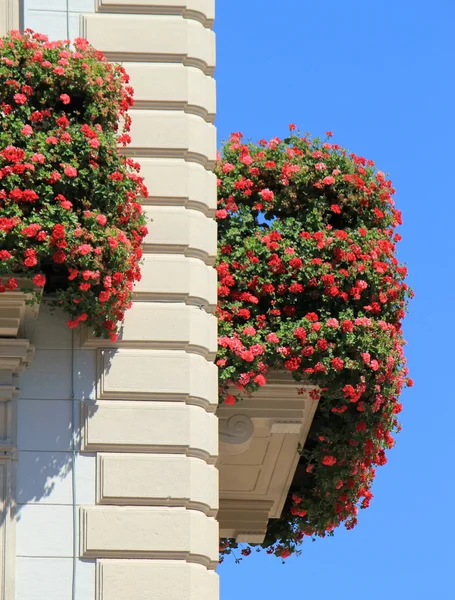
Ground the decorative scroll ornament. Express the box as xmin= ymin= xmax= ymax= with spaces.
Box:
xmin=219 ymin=414 xmax=254 ymax=455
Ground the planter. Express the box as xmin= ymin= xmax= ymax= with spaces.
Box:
xmin=0 ymin=31 xmax=148 ymax=340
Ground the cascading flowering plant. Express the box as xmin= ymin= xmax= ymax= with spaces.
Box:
xmin=216 ymin=127 xmax=413 ymax=560
xmin=0 ymin=30 xmax=148 ymax=340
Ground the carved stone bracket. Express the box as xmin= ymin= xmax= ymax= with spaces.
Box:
xmin=217 ymin=373 xmax=320 ymax=543
xmin=219 ymin=414 xmax=254 ymax=455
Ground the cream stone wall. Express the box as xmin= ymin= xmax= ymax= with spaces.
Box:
xmin=79 ymin=6 xmax=219 ymax=598
xmin=0 ymin=1 xmax=218 ymax=599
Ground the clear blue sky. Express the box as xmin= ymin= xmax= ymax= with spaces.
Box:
xmin=215 ymin=1 xmax=455 ymax=598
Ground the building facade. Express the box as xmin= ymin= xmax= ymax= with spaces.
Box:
xmin=1 ymin=2 xmax=219 ymax=599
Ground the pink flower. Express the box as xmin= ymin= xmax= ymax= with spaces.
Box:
xmin=59 ymin=94 xmax=70 ymax=105
xmin=13 ymin=93 xmax=27 ymax=105
xmin=314 ymin=162 xmax=326 ymax=170
xmin=243 ymin=326 xmax=256 ymax=336
xmin=215 ymin=209 xmax=228 ymax=219
xmin=266 ymin=333 xmax=279 ymax=343
xmin=331 ymin=357 xmax=344 ymax=371
xmin=31 ymin=153 xmax=45 ymax=163
xmin=361 ymin=352 xmax=371 ymax=364
xmin=326 ymin=318 xmax=339 ymax=328
xmin=96 ymin=214 xmax=107 ymax=226
xmin=222 ymin=163 xmax=235 ymax=173
xmin=225 ymin=394 xmax=236 ymax=405
xmin=77 ymin=244 xmax=92 ymax=256
xmin=254 ymin=374 xmax=267 ymax=386
xmin=240 ymin=155 xmax=253 ymax=165
xmin=370 ymin=360 xmax=380 ymax=371
xmin=260 ymin=188 xmax=274 ymax=201
xmin=33 ymin=274 xmax=46 ymax=287
xmin=322 ymin=176 xmax=335 ymax=185
xmin=64 ymin=166 xmax=77 ymax=178
xmin=21 ymin=125 xmax=33 ymax=136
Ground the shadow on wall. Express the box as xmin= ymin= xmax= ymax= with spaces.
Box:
xmin=5 ymin=302 xmax=118 ymax=524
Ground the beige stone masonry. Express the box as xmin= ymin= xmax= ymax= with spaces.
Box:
xmin=126 ymin=110 xmax=216 ymax=167
xmin=82 ymin=402 xmax=218 ymax=461
xmin=78 ymin=2 xmax=218 ymax=599
xmin=141 ymin=159 xmax=217 ymax=215
xmin=97 ymin=454 xmax=218 ymax=514
xmin=82 ymin=304 xmax=217 ymax=355
xmin=80 ymin=506 xmax=219 ymax=566
xmin=95 ymin=349 xmax=217 ymax=407
xmin=124 ymin=63 xmax=216 ymax=121
xmin=134 ymin=255 xmax=217 ymax=311
xmin=81 ymin=14 xmax=215 ymax=74
xmin=143 ymin=206 xmax=217 ymax=264
xmin=97 ymin=560 xmax=218 ymax=600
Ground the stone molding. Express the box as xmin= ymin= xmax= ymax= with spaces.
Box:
xmin=96 ymin=0 xmax=215 ymax=28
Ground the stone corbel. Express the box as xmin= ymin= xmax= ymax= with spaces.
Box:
xmin=219 ymin=414 xmax=254 ymax=455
